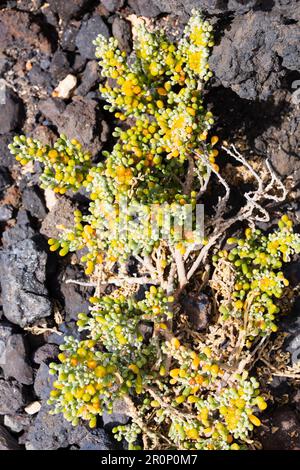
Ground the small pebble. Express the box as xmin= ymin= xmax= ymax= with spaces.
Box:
xmin=53 ymin=74 xmax=77 ymax=99
xmin=25 ymin=401 xmax=41 ymax=415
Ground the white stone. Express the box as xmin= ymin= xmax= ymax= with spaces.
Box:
xmin=53 ymin=74 xmax=77 ymax=99
xmin=25 ymin=401 xmax=41 ymax=415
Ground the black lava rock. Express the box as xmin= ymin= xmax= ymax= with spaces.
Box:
xmin=255 ymin=101 xmax=300 ymax=183
xmin=39 ymin=96 xmax=109 ymax=154
xmin=112 ymin=17 xmax=132 ymax=53
xmin=1 ymin=334 xmax=34 ymax=385
xmin=76 ymin=15 xmax=109 ymax=60
xmin=48 ymin=0 xmax=93 ymax=23
xmin=22 ymin=185 xmax=47 ymax=220
xmin=75 ymin=60 xmax=99 ymax=96
xmin=27 ymin=65 xmax=52 ymax=91
xmin=284 ymin=261 xmax=300 ymax=287
xmin=209 ymin=10 xmax=299 ymax=101
xmin=33 ymin=343 xmax=59 ymax=365
xmin=34 ymin=363 xmax=55 ymax=400
xmin=0 ymin=238 xmax=51 ymax=327
xmin=0 ymin=86 xmax=25 ymax=134
xmin=2 ymin=210 xmax=35 ymax=248
xmin=0 ymin=133 xmax=17 ymax=168
xmin=0 ymin=379 xmax=26 ymax=415
xmin=181 ymin=292 xmax=211 ymax=331
xmin=0 ymin=204 xmax=14 ymax=222
xmin=24 ymin=404 xmax=117 ymax=450
xmin=259 ymin=407 xmax=300 ymax=450
xmin=101 ymin=0 xmax=124 ymax=13
xmin=49 ymin=49 xmax=72 ymax=82
xmin=281 ymin=308 xmax=300 ymax=366
xmin=60 ymin=265 xmax=94 ymax=322
xmin=102 ymin=398 xmax=130 ymax=432
xmin=128 ymin=0 xmax=161 ymax=17
xmin=24 ymin=404 xmax=74 ymax=450
xmin=61 ymin=22 xmax=81 ymax=52
xmin=48 ymin=321 xmax=82 ymax=346
xmin=0 ymin=166 xmax=12 ymax=194
xmin=77 ymin=427 xmax=117 ymax=450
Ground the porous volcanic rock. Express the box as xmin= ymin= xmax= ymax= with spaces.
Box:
xmin=39 ymin=96 xmax=108 ymax=154
xmin=0 ymin=238 xmax=51 ymax=327
xmin=76 ymin=15 xmax=110 ymax=60
xmin=0 ymin=379 xmax=26 ymax=415
xmin=209 ymin=9 xmax=300 ymax=101
xmin=0 ymin=87 xmax=25 ymax=135
xmin=1 ymin=334 xmax=34 ymax=385
xmin=0 ymin=10 xmax=53 ymax=54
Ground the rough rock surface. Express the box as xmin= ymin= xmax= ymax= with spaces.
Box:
xmin=0 ymin=133 xmax=16 ymax=168
xmin=112 ymin=16 xmax=132 ymax=53
xmin=0 ymin=166 xmax=12 ymax=193
xmin=128 ymin=0 xmax=161 ymax=17
xmin=0 ymin=87 xmax=25 ymax=135
xmin=135 ymin=0 xmax=299 ymax=16
xmin=76 ymin=15 xmax=110 ymax=59
xmin=259 ymin=408 xmax=300 ymax=450
xmin=33 ymin=343 xmax=60 ymax=365
xmin=24 ymin=404 xmax=116 ymax=450
xmin=102 ymin=399 xmax=130 ymax=431
xmin=40 ymin=196 xmax=77 ymax=239
xmin=24 ymin=405 xmax=73 ymax=450
xmin=0 ymin=0 xmax=299 ymax=452
xmin=0 ymin=204 xmax=14 ymax=222
xmin=4 ymin=414 xmax=31 ymax=434
xmin=75 ymin=428 xmax=117 ymax=450
xmin=21 ymin=185 xmax=47 ymax=220
xmin=0 ymin=238 xmax=51 ymax=327
xmin=0 ymin=322 xmax=14 ymax=366
xmin=0 ymin=10 xmax=53 ymax=54
xmin=0 ymin=425 xmax=21 ymax=450
xmin=75 ymin=60 xmax=99 ymax=96
xmin=2 ymin=210 xmax=35 ymax=248
xmin=49 ymin=49 xmax=72 ymax=82
xmin=60 ymin=265 xmax=94 ymax=321
xmin=39 ymin=96 xmax=108 ymax=153
xmin=182 ymin=293 xmax=211 ymax=331
xmin=0 ymin=380 xmax=26 ymax=415
xmin=1 ymin=334 xmax=34 ymax=385
xmin=255 ymin=103 xmax=300 ymax=181
xmin=48 ymin=0 xmax=94 ymax=23
xmin=281 ymin=313 xmax=300 ymax=366
xmin=209 ymin=10 xmax=300 ymax=100
xmin=102 ymin=0 xmax=125 ymax=12
xmin=34 ymin=363 xmax=55 ymax=400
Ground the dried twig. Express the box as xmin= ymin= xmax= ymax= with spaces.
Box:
xmin=187 ymin=145 xmax=287 ymax=282
xmin=171 ymin=247 xmax=187 ymax=290
xmin=183 ymin=155 xmax=195 ymax=195
xmin=65 ymin=279 xmax=96 ymax=287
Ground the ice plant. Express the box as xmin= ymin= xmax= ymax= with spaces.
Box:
xmin=214 ymin=216 xmax=300 ymax=337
